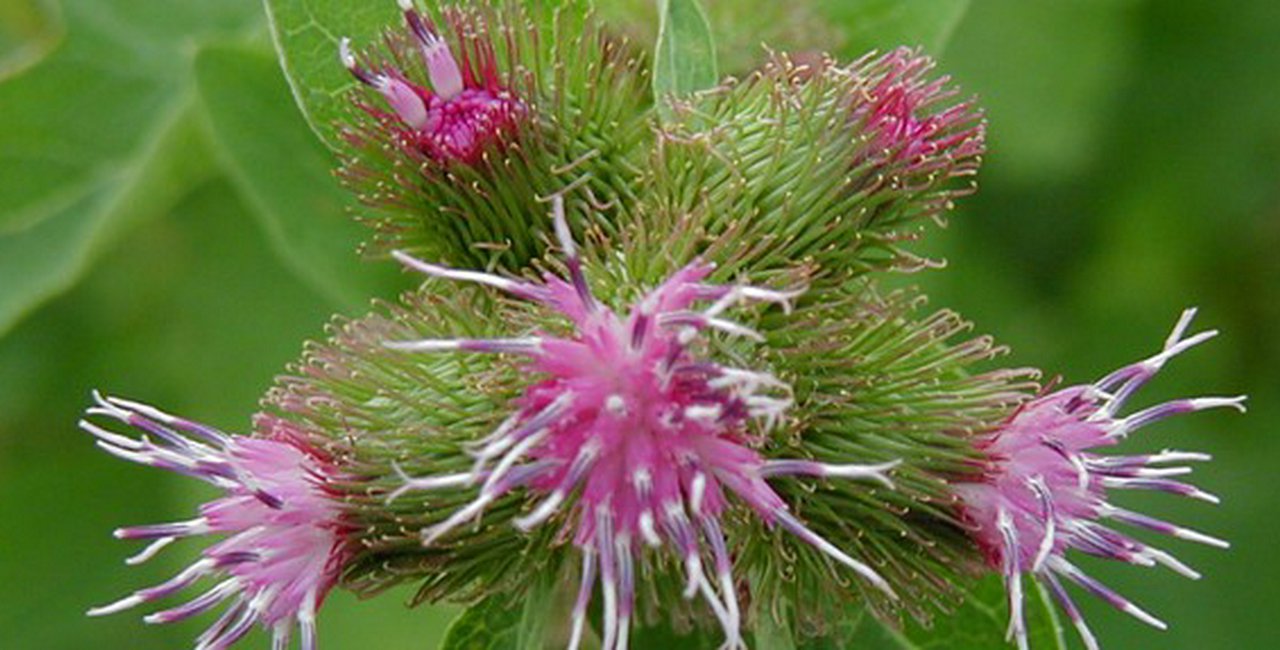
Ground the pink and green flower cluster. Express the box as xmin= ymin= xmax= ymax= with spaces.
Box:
xmin=80 ymin=1 xmax=1243 ymax=649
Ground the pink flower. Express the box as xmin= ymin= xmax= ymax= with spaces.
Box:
xmin=82 ymin=395 xmax=348 ymax=650
xmin=382 ymin=197 xmax=900 ymax=649
xmin=340 ymin=0 xmax=523 ymax=163
xmin=955 ymin=309 xmax=1246 ymax=650
xmin=852 ymin=47 xmax=985 ymax=170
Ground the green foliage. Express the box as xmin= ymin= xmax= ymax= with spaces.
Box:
xmin=653 ymin=0 xmax=718 ymax=103
xmin=783 ymin=575 xmax=1064 ymax=649
xmin=822 ymin=0 xmax=971 ymax=59
xmin=194 ymin=41 xmax=405 ymax=308
xmin=440 ymin=596 xmax=521 ymax=650
xmin=0 ymin=1 xmax=259 ymax=334
xmin=0 ymin=0 xmax=62 ymax=79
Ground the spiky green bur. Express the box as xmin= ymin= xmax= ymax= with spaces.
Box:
xmin=745 ymin=284 xmax=1040 ymax=631
xmin=336 ymin=0 xmax=650 ymax=271
xmin=635 ymin=50 xmax=984 ymax=286
xmin=265 ymin=286 xmax=542 ymax=603
xmin=263 ymin=230 xmax=1036 ymax=637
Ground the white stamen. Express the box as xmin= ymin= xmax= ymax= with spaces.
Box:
xmin=87 ymin=594 xmax=145 ymax=617
xmin=79 ymin=420 xmax=144 ymax=451
xmin=385 ymin=464 xmax=473 ymax=503
xmin=694 ymin=569 xmax=738 ymax=646
xmin=690 ymin=472 xmax=707 ymax=516
xmin=638 ymin=511 xmax=661 ymax=547
xmin=606 ymin=394 xmax=626 ymax=414
xmin=551 ymin=196 xmax=577 ymax=259
xmin=1099 ymin=476 xmax=1220 ymax=504
xmin=271 ymin=620 xmax=291 ymax=650
xmin=339 ymin=37 xmax=357 ymax=70
xmin=705 ymin=316 xmax=764 ymax=341
xmin=478 ymin=428 xmax=549 ymax=497
xmin=568 ymin=549 xmax=596 ymax=650
xmin=632 ymin=468 xmax=652 ymax=495
xmin=707 ymin=367 xmax=789 ymax=392
xmin=381 ymin=337 xmax=543 ymax=353
xmin=421 ymin=492 xmax=495 ymax=545
xmin=513 ymin=491 xmax=564 ymax=531
xmin=1027 ymin=477 xmax=1056 ymax=573
xmin=818 ymin=459 xmax=901 ymax=488
xmin=685 ymin=404 xmax=722 ymax=422
xmin=1142 ymin=547 xmax=1201 ymax=580
xmin=298 ymin=590 xmax=318 ymax=650
xmin=126 ymin=536 xmax=176 ymax=565
xmin=391 ymin=250 xmax=529 ymax=294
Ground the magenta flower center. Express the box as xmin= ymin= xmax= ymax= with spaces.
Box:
xmin=341 ymin=2 xmax=523 ymax=164
xmin=419 ymin=88 xmax=522 ymax=162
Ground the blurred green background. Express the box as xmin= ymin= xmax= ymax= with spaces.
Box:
xmin=0 ymin=1 xmax=1275 ymax=648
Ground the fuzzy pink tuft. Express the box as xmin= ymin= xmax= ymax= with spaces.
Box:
xmin=853 ymin=47 xmax=985 ymax=168
xmin=82 ymin=396 xmax=347 ymax=650
xmin=955 ymin=309 xmax=1245 ymax=650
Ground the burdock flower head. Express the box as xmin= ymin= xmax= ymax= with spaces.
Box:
xmin=955 ymin=309 xmax=1246 ymax=650
xmin=81 ymin=394 xmax=348 ymax=650
xmin=381 ymin=198 xmax=899 ymax=648
xmin=336 ymin=0 xmax=650 ymax=270
xmin=340 ymin=0 xmax=524 ymax=164
xmin=645 ymin=47 xmax=985 ymax=287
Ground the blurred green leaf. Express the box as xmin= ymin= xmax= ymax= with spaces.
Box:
xmin=194 ymin=41 xmax=405 ymax=310
xmin=653 ymin=0 xmax=718 ymax=103
xmin=0 ymin=0 xmax=63 ymax=80
xmin=795 ymin=575 xmax=1064 ymax=649
xmin=440 ymin=596 xmax=520 ymax=650
xmin=0 ymin=0 xmax=260 ymax=335
xmin=264 ymin=0 xmax=399 ymax=150
xmin=895 ymin=576 xmax=1065 ymax=650
xmin=0 ymin=106 xmax=212 ymax=337
xmin=941 ymin=0 xmax=1132 ymax=182
xmin=823 ymin=0 xmax=971 ymax=57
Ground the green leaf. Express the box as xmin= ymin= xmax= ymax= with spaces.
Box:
xmin=799 ymin=575 xmax=1067 ymax=650
xmin=0 ymin=104 xmax=212 ymax=337
xmin=823 ymin=0 xmax=971 ymax=56
xmin=194 ymin=41 xmax=405 ymax=310
xmin=0 ymin=0 xmax=63 ymax=80
xmin=440 ymin=596 xmax=521 ymax=650
xmin=263 ymin=0 xmax=398 ymax=150
xmin=653 ymin=0 xmax=718 ymax=101
xmin=0 ymin=0 xmax=260 ymax=335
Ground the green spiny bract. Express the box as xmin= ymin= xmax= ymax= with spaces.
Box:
xmin=745 ymin=282 xmax=1039 ymax=633
xmin=635 ymin=50 xmax=984 ymax=287
xmin=337 ymin=0 xmax=650 ymax=272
